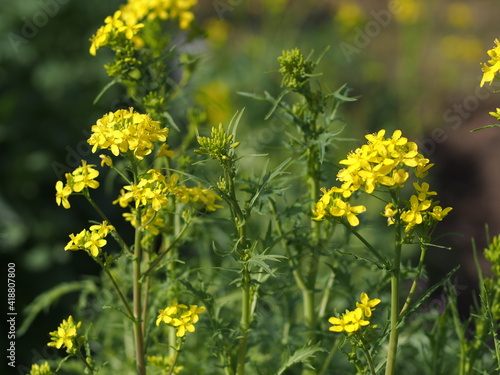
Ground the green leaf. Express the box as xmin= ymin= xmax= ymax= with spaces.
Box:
xmin=265 ymin=90 xmax=288 ymax=120
xmin=399 ymin=266 xmax=460 ymax=326
xmin=247 ymin=157 xmax=292 ymax=210
xmin=161 ymin=111 xmax=180 ymax=132
xmin=276 ymin=343 xmax=326 ymax=374
xmin=93 ymin=79 xmax=119 ymax=105
xmin=247 ymin=253 xmax=286 ymax=277
xmin=237 ymin=91 xmax=268 ymax=101
xmin=18 ymin=280 xmax=97 ymax=337
xmin=333 ymin=83 xmax=357 ymax=102
xmin=228 ymin=108 xmax=245 ymax=139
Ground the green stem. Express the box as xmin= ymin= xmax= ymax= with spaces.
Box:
xmin=133 ymin=207 xmax=146 ymax=375
xmin=84 ymin=191 xmax=132 ymax=255
xmin=318 ymin=336 xmax=342 ymax=375
xmin=236 ymin=262 xmax=251 ymax=375
xmin=166 ymin=341 xmax=183 ymax=375
xmin=399 ymin=245 xmax=427 ymax=318
xmin=361 ymin=338 xmax=376 ymax=375
xmin=100 ymin=264 xmax=134 ymax=319
xmin=76 ymin=351 xmax=95 ymax=374
xmin=385 ymin=220 xmax=402 ymax=375
xmin=344 ymin=223 xmax=389 ymax=268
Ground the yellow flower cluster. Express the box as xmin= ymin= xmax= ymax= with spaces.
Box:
xmin=147 ymin=355 xmax=184 ymax=374
xmin=65 ymin=221 xmax=115 ymax=257
xmin=115 ymin=170 xmax=223 ymax=214
xmin=89 ymin=0 xmax=197 ymax=55
xmin=120 ymin=0 xmax=197 ymax=29
xmin=329 ymin=293 xmax=380 ymax=333
xmin=47 ymin=315 xmax=82 ymax=352
xmin=89 ymin=10 xmax=144 ymax=56
xmin=156 ymin=302 xmax=205 ymax=337
xmin=480 ymin=39 xmax=500 ymax=87
xmin=55 ymin=161 xmax=100 ymax=209
xmin=313 ymin=130 xmax=452 ymax=231
xmin=114 ymin=170 xmax=170 ymax=212
xmin=28 ymin=362 xmax=54 ymax=375
xmin=88 ymin=108 xmax=169 ymax=161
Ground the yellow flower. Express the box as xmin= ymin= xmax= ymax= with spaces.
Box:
xmin=71 ymin=161 xmax=99 ymax=192
xmin=489 ymin=108 xmax=500 ymax=121
xmin=88 ymin=108 xmax=168 ymax=160
xmin=480 ymin=39 xmax=500 ymax=87
xmin=55 ymin=181 xmax=72 ymax=209
xmin=64 ymin=222 xmax=113 ymax=257
xmin=355 ymin=292 xmax=381 ymax=318
xmin=47 ymin=315 xmax=82 ymax=351
xmin=28 ymin=362 xmax=54 ymax=375
xmin=329 ymin=198 xmax=366 ymax=227
xmin=156 ymin=302 xmax=204 ymax=338
xmin=329 ymin=307 xmax=370 ymax=333
xmin=400 ymin=195 xmax=432 ymax=232
xmin=382 ymin=203 xmax=398 ymax=226
xmin=429 ymin=206 xmax=453 ymax=221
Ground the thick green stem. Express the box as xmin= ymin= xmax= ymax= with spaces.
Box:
xmin=385 ymin=222 xmax=402 ymax=375
xmin=236 ymin=263 xmax=251 ymax=375
xmin=133 ymin=207 xmax=146 ymax=375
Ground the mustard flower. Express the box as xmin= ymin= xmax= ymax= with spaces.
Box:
xmin=89 ymin=10 xmax=144 ymax=56
xmin=55 ymin=181 xmax=72 ymax=209
xmin=429 ymin=205 xmax=453 ymax=222
xmin=413 ymin=182 xmax=437 ymax=201
xmin=47 ymin=315 xmax=82 ymax=351
xmin=147 ymin=355 xmax=184 ymax=374
xmin=329 ymin=308 xmax=370 ymax=333
xmin=400 ymin=195 xmax=432 ymax=232
xmin=71 ymin=161 xmax=99 ymax=192
xmin=382 ymin=203 xmax=398 ymax=226
xmin=489 ymin=108 xmax=500 ymax=121
xmin=355 ymin=292 xmax=381 ymax=318
xmin=156 ymin=302 xmax=205 ymax=338
xmin=88 ymin=108 xmax=168 ymax=160
xmin=172 ymin=315 xmax=196 ymax=337
xmin=27 ymin=362 xmax=54 ymax=375
xmin=480 ymin=39 xmax=500 ymax=87
xmin=328 ymin=198 xmax=366 ymax=227
xmin=65 ymin=221 xmax=114 ymax=257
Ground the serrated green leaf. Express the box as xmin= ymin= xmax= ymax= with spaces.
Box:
xmin=276 ymin=343 xmax=326 ymax=375
xmin=247 ymin=253 xmax=286 ymax=277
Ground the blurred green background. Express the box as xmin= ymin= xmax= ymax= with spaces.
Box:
xmin=1 ymin=0 xmax=500 ymax=371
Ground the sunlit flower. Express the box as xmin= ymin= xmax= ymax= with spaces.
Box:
xmin=480 ymin=39 xmax=500 ymax=87
xmin=355 ymin=292 xmax=381 ymax=318
xmin=55 ymin=181 xmax=72 ymax=209
xmin=47 ymin=315 xmax=82 ymax=351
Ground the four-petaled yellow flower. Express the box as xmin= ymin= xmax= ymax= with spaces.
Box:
xmin=55 ymin=161 xmax=100 ymax=209
xmin=65 ymin=221 xmax=114 ymax=257
xmin=47 ymin=315 xmax=82 ymax=351
xmin=156 ymin=303 xmax=205 ymax=338
xmin=356 ymin=292 xmax=381 ymax=317
xmin=328 ymin=198 xmax=366 ymax=227
xmin=329 ymin=307 xmax=370 ymax=333
xmin=329 ymin=293 xmax=381 ymax=334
